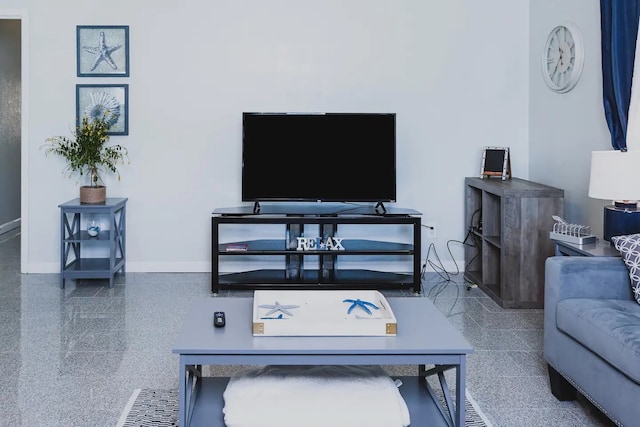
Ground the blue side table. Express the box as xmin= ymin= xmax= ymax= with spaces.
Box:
xmin=59 ymin=197 xmax=127 ymax=288
xmin=553 ymin=238 xmax=620 ymax=257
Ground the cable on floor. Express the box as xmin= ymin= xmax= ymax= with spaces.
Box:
xmin=419 ymin=219 xmax=482 ymax=317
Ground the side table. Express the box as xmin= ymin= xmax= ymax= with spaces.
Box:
xmin=553 ymin=238 xmax=620 ymax=257
xmin=59 ymin=197 xmax=127 ymax=288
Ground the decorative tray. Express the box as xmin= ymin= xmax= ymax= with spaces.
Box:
xmin=252 ymin=290 xmax=397 ymax=337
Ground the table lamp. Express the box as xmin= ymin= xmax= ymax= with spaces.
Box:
xmin=588 ymin=149 xmax=640 ymax=241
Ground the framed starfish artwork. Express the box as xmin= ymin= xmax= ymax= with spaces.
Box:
xmin=77 ymin=25 xmax=129 ymax=77
xmin=76 ymin=84 xmax=129 ymax=135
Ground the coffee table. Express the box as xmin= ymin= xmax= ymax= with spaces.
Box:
xmin=172 ymin=297 xmax=473 ymax=427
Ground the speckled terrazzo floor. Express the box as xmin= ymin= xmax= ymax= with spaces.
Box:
xmin=0 ymin=229 xmax=615 ymax=426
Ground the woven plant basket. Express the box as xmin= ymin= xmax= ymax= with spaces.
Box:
xmin=80 ymin=186 xmax=106 ymax=204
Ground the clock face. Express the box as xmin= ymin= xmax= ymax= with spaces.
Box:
xmin=542 ymin=23 xmax=584 ymax=93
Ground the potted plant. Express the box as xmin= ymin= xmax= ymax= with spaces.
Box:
xmin=43 ymin=113 xmax=129 ymax=204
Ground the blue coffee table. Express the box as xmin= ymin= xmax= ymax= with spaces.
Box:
xmin=173 ymin=297 xmax=473 ymax=427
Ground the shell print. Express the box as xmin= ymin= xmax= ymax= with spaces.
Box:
xmin=85 ymin=91 xmax=121 ymax=127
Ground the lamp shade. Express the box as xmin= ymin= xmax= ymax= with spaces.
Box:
xmin=588 ymin=150 xmax=640 ymax=201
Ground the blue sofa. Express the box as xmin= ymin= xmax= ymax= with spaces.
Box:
xmin=544 ymin=256 xmax=640 ymax=426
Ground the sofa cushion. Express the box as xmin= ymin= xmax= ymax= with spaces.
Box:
xmin=611 ymin=233 xmax=640 ymax=305
xmin=557 ymin=298 xmax=640 ymax=383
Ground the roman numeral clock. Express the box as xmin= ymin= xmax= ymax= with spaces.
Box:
xmin=542 ymin=22 xmax=584 ymax=93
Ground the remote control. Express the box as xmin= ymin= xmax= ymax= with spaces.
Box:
xmin=213 ymin=311 xmax=226 ymax=327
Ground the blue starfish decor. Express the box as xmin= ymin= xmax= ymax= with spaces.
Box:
xmin=343 ymin=299 xmax=379 ymax=315
xmin=83 ymin=31 xmax=123 ymax=71
xmin=258 ymin=301 xmax=300 ymax=317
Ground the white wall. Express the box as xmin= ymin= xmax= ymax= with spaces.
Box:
xmin=12 ymin=0 xmax=530 ymax=274
xmin=529 ymin=0 xmax=610 ymax=237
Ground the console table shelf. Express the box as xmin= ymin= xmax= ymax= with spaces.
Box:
xmin=186 ymin=376 xmax=452 ymax=427
xmin=217 ymin=269 xmax=415 ymax=288
xmin=212 ymin=205 xmax=422 ymax=294
xmin=220 ymin=239 xmax=414 ymax=254
xmin=63 ymin=257 xmax=125 ymax=271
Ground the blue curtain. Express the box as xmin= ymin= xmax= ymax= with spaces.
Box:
xmin=601 ymin=0 xmax=640 ymax=150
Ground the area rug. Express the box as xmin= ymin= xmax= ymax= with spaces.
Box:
xmin=117 ymin=387 xmax=493 ymax=427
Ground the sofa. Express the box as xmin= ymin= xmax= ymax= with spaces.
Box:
xmin=544 ymin=255 xmax=640 ymax=426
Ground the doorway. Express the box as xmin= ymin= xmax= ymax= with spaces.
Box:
xmin=0 ymin=18 xmax=20 ymax=235
xmin=0 ymin=10 xmax=28 ymax=272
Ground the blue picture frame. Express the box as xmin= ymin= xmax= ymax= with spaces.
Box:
xmin=76 ymin=84 xmax=129 ymax=136
xmin=77 ymin=25 xmax=129 ymax=77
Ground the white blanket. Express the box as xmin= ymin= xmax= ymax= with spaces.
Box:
xmin=222 ymin=365 xmax=411 ymax=427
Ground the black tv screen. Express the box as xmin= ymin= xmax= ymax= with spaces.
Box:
xmin=242 ymin=112 xmax=397 ymax=203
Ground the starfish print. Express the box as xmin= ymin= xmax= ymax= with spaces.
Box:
xmin=343 ymin=299 xmax=379 ymax=315
xmin=83 ymin=31 xmax=123 ymax=71
xmin=258 ymin=301 xmax=300 ymax=317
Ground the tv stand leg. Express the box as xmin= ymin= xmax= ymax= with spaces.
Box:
xmin=253 ymin=202 xmax=261 ymax=214
xmin=375 ymin=201 xmax=387 ymax=214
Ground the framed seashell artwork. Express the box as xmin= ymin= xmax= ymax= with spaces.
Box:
xmin=77 ymin=25 xmax=129 ymax=77
xmin=76 ymin=84 xmax=129 ymax=135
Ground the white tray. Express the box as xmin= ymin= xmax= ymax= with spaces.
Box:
xmin=252 ymin=290 xmax=397 ymax=336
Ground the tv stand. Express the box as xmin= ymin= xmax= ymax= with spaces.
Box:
xmin=211 ymin=205 xmax=422 ymax=294
xmin=375 ymin=201 xmax=387 ymax=214
xmin=252 ymin=201 xmax=261 ymax=214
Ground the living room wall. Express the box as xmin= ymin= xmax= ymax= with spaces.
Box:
xmin=13 ymin=0 xmax=532 ymax=274
xmin=529 ymin=0 xmax=611 ymax=238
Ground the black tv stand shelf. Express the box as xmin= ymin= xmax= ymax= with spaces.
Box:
xmin=211 ymin=205 xmax=422 ymax=294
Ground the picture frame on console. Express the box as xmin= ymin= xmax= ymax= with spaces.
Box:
xmin=480 ymin=146 xmax=511 ymax=180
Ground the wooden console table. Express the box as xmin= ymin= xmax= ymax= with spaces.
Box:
xmin=464 ymin=177 xmax=564 ymax=308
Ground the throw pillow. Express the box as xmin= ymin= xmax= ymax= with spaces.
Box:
xmin=611 ymin=233 xmax=640 ymax=305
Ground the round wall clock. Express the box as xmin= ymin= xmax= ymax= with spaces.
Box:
xmin=542 ymin=22 xmax=584 ymax=93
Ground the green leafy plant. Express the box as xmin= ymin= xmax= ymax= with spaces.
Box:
xmin=43 ymin=113 xmax=129 ymax=187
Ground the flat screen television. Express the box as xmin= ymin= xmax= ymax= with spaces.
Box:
xmin=242 ymin=112 xmax=397 ymax=204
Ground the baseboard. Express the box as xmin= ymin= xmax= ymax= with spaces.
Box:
xmin=0 ymin=218 xmax=20 ymax=235
xmin=127 ymin=261 xmax=211 ymax=272
xmin=24 ymin=261 xmax=212 ymax=274
xmin=23 ymin=260 xmax=463 ymax=275
xmin=25 ymin=256 xmax=465 ymax=274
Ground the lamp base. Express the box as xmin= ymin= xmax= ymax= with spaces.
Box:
xmin=603 ymin=205 xmax=640 ymax=241
xmin=614 ymin=201 xmax=638 ymax=210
